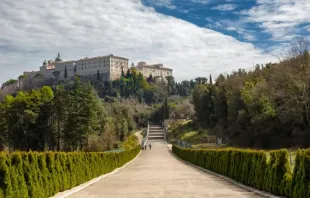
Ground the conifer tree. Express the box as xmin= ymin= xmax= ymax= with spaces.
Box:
xmin=64 ymin=66 xmax=68 ymax=78
xmin=121 ymin=67 xmax=125 ymax=77
xmin=147 ymin=74 xmax=153 ymax=83
xmin=209 ymin=74 xmax=213 ymax=85
xmin=125 ymin=69 xmax=131 ymax=79
xmin=97 ymin=70 xmax=100 ymax=82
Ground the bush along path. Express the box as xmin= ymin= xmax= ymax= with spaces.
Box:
xmin=172 ymin=146 xmax=310 ymax=198
xmin=0 ymin=146 xmax=140 ymax=198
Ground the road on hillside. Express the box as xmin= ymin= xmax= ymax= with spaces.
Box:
xmin=68 ymin=142 xmax=263 ymax=198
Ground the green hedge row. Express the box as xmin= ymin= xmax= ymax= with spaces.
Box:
xmin=172 ymin=146 xmax=310 ymax=198
xmin=121 ymin=134 xmax=139 ymax=150
xmin=0 ymin=146 xmax=140 ymax=198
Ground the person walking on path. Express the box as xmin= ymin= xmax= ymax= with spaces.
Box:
xmin=144 ymin=145 xmax=147 ymax=150
xmin=149 ymin=143 xmax=152 ymax=150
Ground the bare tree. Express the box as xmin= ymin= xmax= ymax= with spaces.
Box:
xmin=289 ymin=37 xmax=309 ymax=58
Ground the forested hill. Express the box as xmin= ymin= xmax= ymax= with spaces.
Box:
xmin=191 ymin=50 xmax=310 ymax=148
xmin=0 ymin=42 xmax=309 ymax=150
xmin=0 ymin=70 xmax=196 ymax=152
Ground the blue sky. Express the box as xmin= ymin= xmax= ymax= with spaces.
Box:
xmin=0 ymin=0 xmax=309 ymax=84
xmin=142 ymin=0 xmax=310 ymax=53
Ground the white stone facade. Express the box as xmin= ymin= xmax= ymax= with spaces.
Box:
xmin=39 ymin=53 xmax=129 ymax=81
xmin=134 ymin=62 xmax=173 ymax=79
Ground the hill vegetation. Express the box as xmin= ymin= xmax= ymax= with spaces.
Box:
xmin=0 ymin=77 xmax=140 ymax=152
xmin=1 ymin=38 xmax=310 ymax=150
xmin=0 ymin=69 xmax=195 ymax=152
xmin=189 ymin=42 xmax=310 ymax=149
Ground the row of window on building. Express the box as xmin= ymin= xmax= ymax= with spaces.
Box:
xmin=78 ymin=60 xmax=126 ymax=66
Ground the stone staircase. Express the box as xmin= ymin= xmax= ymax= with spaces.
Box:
xmin=148 ymin=125 xmax=165 ymax=142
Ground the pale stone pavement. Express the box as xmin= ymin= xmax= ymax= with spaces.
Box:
xmin=69 ymin=142 xmax=263 ymax=198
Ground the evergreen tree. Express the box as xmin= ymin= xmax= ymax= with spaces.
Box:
xmin=64 ymin=77 xmax=101 ymax=151
xmin=121 ymin=67 xmax=125 ymax=77
xmin=64 ymin=66 xmax=68 ymax=78
xmin=53 ymin=85 xmax=68 ymax=151
xmin=209 ymin=74 xmax=213 ymax=85
xmin=125 ymin=69 xmax=131 ymax=79
xmin=97 ymin=70 xmax=100 ymax=82
xmin=163 ymin=98 xmax=169 ymax=120
xmin=147 ymin=74 xmax=154 ymax=83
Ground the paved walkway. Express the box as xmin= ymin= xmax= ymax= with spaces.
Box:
xmin=69 ymin=142 xmax=262 ymax=198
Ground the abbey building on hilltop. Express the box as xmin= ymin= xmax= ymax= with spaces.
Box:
xmin=40 ymin=53 xmax=129 ymax=81
xmin=133 ymin=62 xmax=173 ymax=80
xmin=1 ymin=53 xmax=174 ymax=94
xmin=39 ymin=53 xmax=173 ymax=81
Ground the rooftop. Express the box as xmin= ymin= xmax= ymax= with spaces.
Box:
xmin=139 ymin=64 xmax=173 ymax=71
xmin=79 ymin=54 xmax=128 ymax=61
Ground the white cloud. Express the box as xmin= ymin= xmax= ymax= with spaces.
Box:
xmin=226 ymin=27 xmax=256 ymax=41
xmin=0 ymin=0 xmax=276 ymax=84
xmin=305 ymin=25 xmax=310 ymax=32
xmin=206 ymin=18 xmax=256 ymax=41
xmin=211 ymin=4 xmax=237 ymax=11
xmin=144 ymin=0 xmax=176 ymax=9
xmin=241 ymin=0 xmax=310 ymax=41
xmin=190 ymin=0 xmax=210 ymax=4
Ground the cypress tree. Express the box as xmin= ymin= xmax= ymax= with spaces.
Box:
xmin=163 ymin=98 xmax=169 ymax=120
xmin=64 ymin=66 xmax=67 ymax=78
xmin=209 ymin=74 xmax=213 ymax=85
xmin=97 ymin=70 xmax=100 ymax=82
xmin=125 ymin=69 xmax=131 ymax=79
xmin=121 ymin=67 xmax=125 ymax=77
xmin=147 ymin=74 xmax=153 ymax=83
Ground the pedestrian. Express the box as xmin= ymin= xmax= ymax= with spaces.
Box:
xmin=144 ymin=144 xmax=147 ymax=150
xmin=149 ymin=143 xmax=152 ymax=150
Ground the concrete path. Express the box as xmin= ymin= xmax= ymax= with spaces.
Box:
xmin=69 ymin=142 xmax=262 ymax=198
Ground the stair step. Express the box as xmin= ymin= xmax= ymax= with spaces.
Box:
xmin=148 ymin=136 xmax=165 ymax=140
xmin=148 ymin=139 xmax=165 ymax=142
xmin=148 ymin=134 xmax=164 ymax=137
xmin=149 ymin=135 xmax=164 ymax=138
xmin=149 ymin=132 xmax=164 ymax=135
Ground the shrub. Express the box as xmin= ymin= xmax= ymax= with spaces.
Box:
xmin=291 ymin=149 xmax=310 ymax=198
xmin=121 ymin=134 xmax=139 ymax=150
xmin=172 ymin=145 xmax=298 ymax=197
xmin=0 ymin=146 xmax=140 ymax=197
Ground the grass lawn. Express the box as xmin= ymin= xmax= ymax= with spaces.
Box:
xmin=168 ymin=120 xmax=211 ymax=144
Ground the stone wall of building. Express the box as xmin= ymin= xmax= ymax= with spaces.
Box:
xmin=39 ymin=54 xmax=129 ymax=81
xmin=135 ymin=62 xmax=173 ymax=79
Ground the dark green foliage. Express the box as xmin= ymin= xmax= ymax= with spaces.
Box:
xmin=64 ymin=67 xmax=68 ymax=79
xmin=291 ymin=149 xmax=310 ymax=198
xmin=172 ymin=146 xmax=310 ymax=198
xmin=0 ymin=145 xmax=140 ymax=198
xmin=191 ymin=53 xmax=310 ymax=148
xmin=121 ymin=68 xmax=125 ymax=77
xmin=96 ymin=70 xmax=100 ymax=81
xmin=1 ymin=79 xmax=17 ymax=88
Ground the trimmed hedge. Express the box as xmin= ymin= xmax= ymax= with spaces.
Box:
xmin=172 ymin=146 xmax=310 ymax=198
xmin=0 ymin=146 xmax=140 ymax=198
xmin=121 ymin=134 xmax=139 ymax=150
xmin=291 ymin=149 xmax=310 ymax=198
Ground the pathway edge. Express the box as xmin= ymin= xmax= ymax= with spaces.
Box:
xmin=51 ymin=150 xmax=142 ymax=198
xmin=165 ymin=143 xmax=284 ymax=198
